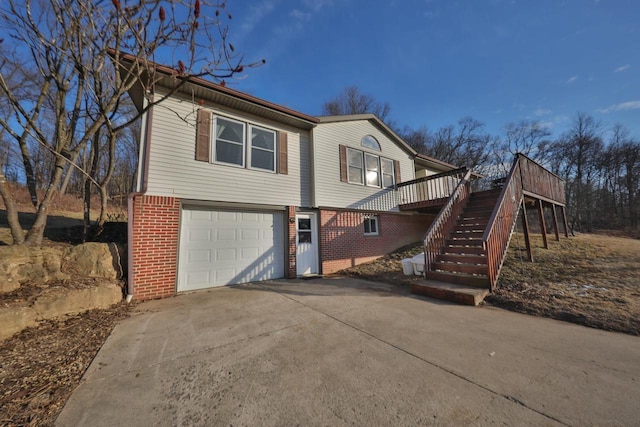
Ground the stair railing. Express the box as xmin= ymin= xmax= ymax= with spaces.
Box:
xmin=481 ymin=153 xmax=566 ymax=290
xmin=422 ymin=168 xmax=473 ymax=275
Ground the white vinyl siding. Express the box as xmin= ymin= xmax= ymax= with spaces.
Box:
xmin=314 ymin=120 xmax=416 ymax=211
xmin=144 ymin=91 xmax=311 ymax=207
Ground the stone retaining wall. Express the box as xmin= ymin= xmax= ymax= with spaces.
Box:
xmin=0 ymin=243 xmax=125 ymax=340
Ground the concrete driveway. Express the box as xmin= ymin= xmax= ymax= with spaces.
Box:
xmin=57 ymin=277 xmax=640 ymax=426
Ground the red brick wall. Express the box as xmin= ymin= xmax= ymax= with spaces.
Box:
xmin=131 ymin=195 xmax=180 ymax=300
xmin=286 ymin=206 xmax=297 ymax=278
xmin=320 ymin=209 xmax=433 ymax=274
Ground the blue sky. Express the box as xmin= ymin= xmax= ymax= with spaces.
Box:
xmin=223 ymin=0 xmax=639 ymax=141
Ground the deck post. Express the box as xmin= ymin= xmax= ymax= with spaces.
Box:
xmin=521 ymin=202 xmax=533 ymax=262
xmin=537 ymin=200 xmax=548 ymax=249
xmin=560 ymin=205 xmax=569 ymax=237
xmin=551 ymin=204 xmax=560 ymax=241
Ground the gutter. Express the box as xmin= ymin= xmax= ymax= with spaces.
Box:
xmin=126 ymin=97 xmax=153 ymax=302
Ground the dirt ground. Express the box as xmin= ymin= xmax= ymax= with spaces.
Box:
xmin=0 ymin=304 xmax=131 ymax=426
xmin=340 ymin=233 xmax=640 ymax=336
xmin=1 ymin=187 xmax=130 ymax=426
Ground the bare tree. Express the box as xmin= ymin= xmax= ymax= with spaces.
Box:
xmin=0 ymin=0 xmax=260 ymax=246
xmin=427 ymin=117 xmax=494 ymax=172
xmin=322 ymin=86 xmax=394 ymax=125
xmin=494 ymin=120 xmax=551 ymax=174
xmin=549 ymin=113 xmax=604 ymax=232
xmin=399 ymin=125 xmax=430 ymax=153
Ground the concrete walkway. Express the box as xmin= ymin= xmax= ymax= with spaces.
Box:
xmin=57 ymin=277 xmax=640 ymax=426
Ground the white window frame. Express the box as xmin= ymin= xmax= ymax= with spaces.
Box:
xmin=347 ymin=147 xmax=364 ymax=185
xmin=363 ymin=215 xmax=379 ymax=236
xmin=248 ymin=124 xmax=276 ymax=173
xmin=213 ymin=116 xmax=246 ymax=168
xmin=381 ymin=157 xmax=395 ymax=188
xmin=365 ymin=153 xmax=381 ymax=188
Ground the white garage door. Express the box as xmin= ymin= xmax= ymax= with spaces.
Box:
xmin=178 ymin=207 xmax=284 ymax=292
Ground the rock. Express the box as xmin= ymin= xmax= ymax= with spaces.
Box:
xmin=32 ymin=280 xmax=123 ymax=320
xmin=63 ymin=243 xmax=123 ymax=280
xmin=0 ymin=246 xmax=69 ymax=293
xmin=0 ymin=305 xmax=37 ymax=341
xmin=0 ymin=280 xmax=123 ymax=341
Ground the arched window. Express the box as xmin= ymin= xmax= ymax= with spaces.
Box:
xmin=361 ymin=135 xmax=381 ymax=151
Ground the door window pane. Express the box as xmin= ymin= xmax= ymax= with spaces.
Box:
xmin=298 ymin=231 xmax=312 ymax=243
xmin=298 ymin=218 xmax=311 ymax=230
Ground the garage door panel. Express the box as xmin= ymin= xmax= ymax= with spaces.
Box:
xmin=178 ymin=208 xmax=284 ymax=292
xmin=188 ymin=250 xmax=211 ymax=263
xmin=241 ymin=228 xmax=260 ymax=240
xmin=190 ymin=210 xmax=213 ymax=221
xmin=215 ymin=248 xmax=236 ymax=261
xmin=217 ymin=229 xmax=237 ymax=241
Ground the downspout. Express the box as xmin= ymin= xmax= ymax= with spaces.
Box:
xmin=126 ymin=97 xmax=154 ymax=302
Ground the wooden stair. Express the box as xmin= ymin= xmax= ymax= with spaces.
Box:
xmin=416 ymin=189 xmax=501 ymax=305
xmin=411 ymin=280 xmax=489 ymax=306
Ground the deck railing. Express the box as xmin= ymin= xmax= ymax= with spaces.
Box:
xmin=421 ymin=168 xmax=473 ymax=274
xmin=518 ymin=155 xmax=565 ymax=204
xmin=481 ymin=153 xmax=566 ymax=289
xmin=397 ymin=167 xmax=469 ymax=207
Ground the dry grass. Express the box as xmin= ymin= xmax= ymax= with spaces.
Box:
xmin=489 ymin=233 xmax=640 ymax=335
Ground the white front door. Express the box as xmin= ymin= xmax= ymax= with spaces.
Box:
xmin=296 ymin=213 xmax=318 ymax=276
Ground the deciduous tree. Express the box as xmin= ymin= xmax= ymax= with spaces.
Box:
xmin=0 ymin=0 xmax=259 ymax=245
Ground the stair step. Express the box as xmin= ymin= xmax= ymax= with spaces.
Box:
xmin=472 ymin=189 xmax=502 ymax=198
xmin=433 ymin=261 xmax=488 ymax=275
xmin=438 ymin=254 xmax=487 ymax=264
xmin=425 ymin=270 xmax=490 ymax=288
xmin=452 ymin=230 xmax=484 ymax=239
xmin=446 ymin=238 xmax=483 ymax=247
xmin=468 ymin=198 xmax=499 ymax=207
xmin=411 ymin=280 xmax=489 ymax=306
xmin=457 ymin=221 xmax=488 ymax=228
xmin=442 ymin=246 xmax=485 ymax=255
xmin=463 ymin=207 xmax=494 ymax=215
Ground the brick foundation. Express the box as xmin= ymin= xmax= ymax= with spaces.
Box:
xmin=131 ymin=195 xmax=180 ymax=300
xmin=320 ymin=209 xmax=433 ymax=274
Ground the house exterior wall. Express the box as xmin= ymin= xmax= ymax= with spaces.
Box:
xmin=131 ymin=194 xmax=180 ymax=300
xmin=313 ymin=120 xmax=415 ymax=211
xmin=319 ymin=209 xmax=434 ymax=274
xmin=144 ymin=91 xmax=312 ymax=206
